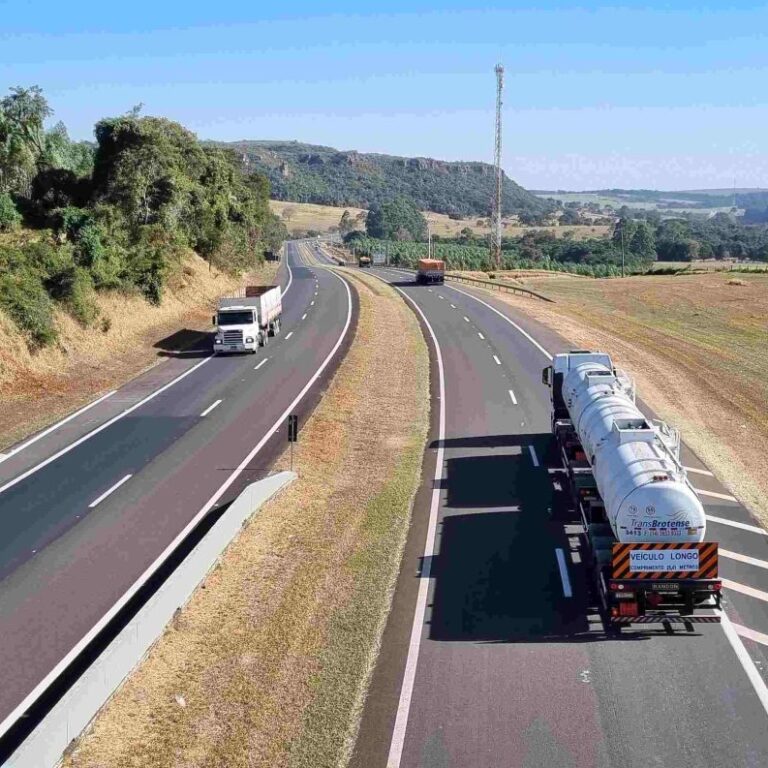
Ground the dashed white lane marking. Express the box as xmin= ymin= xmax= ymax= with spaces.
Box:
xmin=733 ymin=623 xmax=768 ymax=647
xmin=707 ymin=515 xmax=767 ymax=535
xmin=723 ymin=578 xmax=768 ymax=604
xmin=0 ymin=355 xmax=212 ymax=497
xmin=463 ymin=316 xmax=470 ymax=322
xmin=509 ymin=389 xmax=518 ymax=405
xmin=493 ymin=355 xmax=501 ymax=365
xmin=302 ymin=313 xmax=307 ymax=320
xmin=311 ymin=300 xmax=315 ymax=306
xmin=478 ymin=332 xmax=485 ymax=340
xmin=685 ymin=466 xmax=714 ymax=477
xmin=438 ymin=295 xmax=445 ymax=300
xmin=88 ymin=474 xmax=132 ymax=509
xmin=285 ymin=332 xmax=294 ymax=340
xmin=428 ymin=288 xmax=433 ymax=292
xmin=200 ymin=399 xmax=222 ymax=417
xmin=254 ymin=358 xmax=268 ymax=371
xmin=450 ymin=304 xmax=456 ymax=309
xmin=529 ymin=445 xmax=540 ymax=467
xmin=696 ymin=488 xmax=739 ymax=502
xmin=721 ymin=549 xmax=768 ymax=570
xmin=555 ymin=549 xmax=573 ymax=598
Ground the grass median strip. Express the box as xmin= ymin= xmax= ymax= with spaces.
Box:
xmin=65 ymin=268 xmax=429 ymax=768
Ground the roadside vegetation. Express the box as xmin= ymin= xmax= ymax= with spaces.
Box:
xmin=0 ymin=86 xmax=286 ymax=350
xmin=64 ymin=261 xmax=430 ymax=768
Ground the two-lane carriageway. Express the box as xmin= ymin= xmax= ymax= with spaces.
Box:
xmin=352 ymin=266 xmax=768 ymax=768
xmin=0 ymin=241 xmax=356 ymax=739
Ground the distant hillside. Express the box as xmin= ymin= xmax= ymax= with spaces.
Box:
xmin=535 ymin=187 xmax=768 ymax=210
xmin=219 ymin=140 xmax=550 ymax=217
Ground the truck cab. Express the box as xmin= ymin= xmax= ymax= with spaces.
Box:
xmin=213 ymin=306 xmax=262 ymax=354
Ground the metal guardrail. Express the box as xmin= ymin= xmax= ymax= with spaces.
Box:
xmin=443 ymin=272 xmax=554 ymax=303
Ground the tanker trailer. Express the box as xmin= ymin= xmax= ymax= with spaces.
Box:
xmin=542 ymin=350 xmax=721 ymax=628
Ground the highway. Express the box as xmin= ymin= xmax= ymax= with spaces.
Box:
xmin=0 ymin=241 xmax=355 ymax=737
xmin=353 ymin=266 xmax=768 ymax=768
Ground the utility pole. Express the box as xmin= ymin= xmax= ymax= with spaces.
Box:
xmin=491 ymin=63 xmax=505 ymax=271
xmin=620 ymin=224 xmax=626 ymax=278
xmin=427 ymin=218 xmax=432 ymax=260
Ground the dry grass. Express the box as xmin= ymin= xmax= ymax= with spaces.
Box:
xmin=0 ymin=253 xmax=279 ymax=450
xmin=269 ymin=201 xmax=366 ymax=235
xmin=467 ymin=272 xmax=768 ymax=525
xmin=64 ymin=267 xmax=430 ymax=768
xmin=268 ymin=199 xmax=609 ymax=240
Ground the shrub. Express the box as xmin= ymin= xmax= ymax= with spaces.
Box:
xmin=0 ymin=268 xmax=57 ymax=347
xmin=0 ymin=193 xmax=22 ymax=231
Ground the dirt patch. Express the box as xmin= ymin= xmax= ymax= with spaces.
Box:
xmin=468 ymin=272 xmax=768 ymax=525
xmin=0 ymin=253 xmax=279 ymax=451
xmin=64 ymin=269 xmax=429 ymax=768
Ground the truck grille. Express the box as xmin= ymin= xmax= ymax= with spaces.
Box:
xmin=222 ymin=330 xmax=243 ymax=344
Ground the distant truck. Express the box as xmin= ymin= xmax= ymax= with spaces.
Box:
xmin=542 ymin=350 xmax=721 ymax=629
xmin=358 ymin=255 xmax=372 ymax=268
xmin=416 ymin=258 xmax=445 ymax=285
xmin=213 ymin=285 xmax=282 ymax=354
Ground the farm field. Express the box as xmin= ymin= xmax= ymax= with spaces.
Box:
xmin=475 ymin=271 xmax=768 ymax=525
xmin=269 ymin=200 xmax=609 ymax=239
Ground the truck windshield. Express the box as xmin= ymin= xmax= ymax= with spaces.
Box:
xmin=218 ymin=311 xmax=254 ymax=326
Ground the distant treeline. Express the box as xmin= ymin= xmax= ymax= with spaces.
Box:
xmin=0 ymin=86 xmax=286 ymax=347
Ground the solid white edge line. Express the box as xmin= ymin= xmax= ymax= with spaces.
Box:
xmin=493 ymin=355 xmax=501 ymax=365
xmin=0 ymin=355 xmax=212 ymax=498
xmin=368 ymin=272 xmax=446 ymax=768
xmin=529 ymin=445 xmax=540 ymax=467
xmin=281 ymin=245 xmax=294 ymax=299
xmin=0 ymin=267 xmax=354 ymax=742
xmin=722 ymin=578 xmax=768 ymax=603
xmin=509 ymin=389 xmax=518 ymax=405
xmin=285 ymin=331 xmax=294 ymax=340
xmin=555 ymin=548 xmax=573 ymax=598
xmin=685 ymin=466 xmax=714 ymax=477
xmin=720 ymin=549 xmax=768 ymax=570
xmin=200 ymin=399 xmax=222 ymax=418
xmin=0 ymin=390 xmax=117 ymax=464
xmin=696 ymin=487 xmax=739 ymax=502
xmin=254 ymin=358 xmax=268 ymax=371
xmin=718 ymin=610 xmax=768 ymax=716
xmin=707 ymin=514 xmax=767 ymax=535
xmin=88 ymin=474 xmax=132 ymax=509
xmin=732 ymin=623 xmax=768 ymax=647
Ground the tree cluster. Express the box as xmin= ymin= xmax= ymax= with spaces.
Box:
xmin=0 ymin=86 xmax=286 ymax=348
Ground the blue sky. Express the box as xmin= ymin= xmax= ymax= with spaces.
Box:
xmin=1 ymin=1 xmax=766 ymax=189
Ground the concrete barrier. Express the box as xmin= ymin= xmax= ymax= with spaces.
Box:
xmin=5 ymin=471 xmax=296 ymax=768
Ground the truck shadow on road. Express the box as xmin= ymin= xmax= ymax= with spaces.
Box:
xmin=424 ymin=433 xmax=697 ymax=644
xmin=154 ymin=329 xmax=212 ymax=358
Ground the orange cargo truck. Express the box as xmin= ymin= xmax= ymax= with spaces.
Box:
xmin=416 ymin=258 xmax=445 ymax=285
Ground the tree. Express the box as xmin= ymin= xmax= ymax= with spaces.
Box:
xmin=612 ymin=217 xmax=638 ymax=251
xmin=366 ymin=197 xmax=427 ymax=241
xmin=629 ymin=221 xmax=656 ymax=260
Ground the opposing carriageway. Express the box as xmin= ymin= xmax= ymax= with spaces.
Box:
xmin=0 ymin=242 xmax=356 ymax=741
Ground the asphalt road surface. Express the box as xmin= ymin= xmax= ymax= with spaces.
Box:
xmin=0 ymin=242 xmax=355 ymax=734
xmin=353 ymin=267 xmax=768 ymax=768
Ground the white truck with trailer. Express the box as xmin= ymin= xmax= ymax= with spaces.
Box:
xmin=213 ymin=285 xmax=282 ymax=355
xmin=542 ymin=350 xmax=721 ymax=629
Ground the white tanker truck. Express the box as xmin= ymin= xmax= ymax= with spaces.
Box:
xmin=543 ymin=350 xmax=721 ymax=628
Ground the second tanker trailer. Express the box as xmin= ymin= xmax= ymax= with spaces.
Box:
xmin=543 ymin=350 xmax=721 ymax=628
